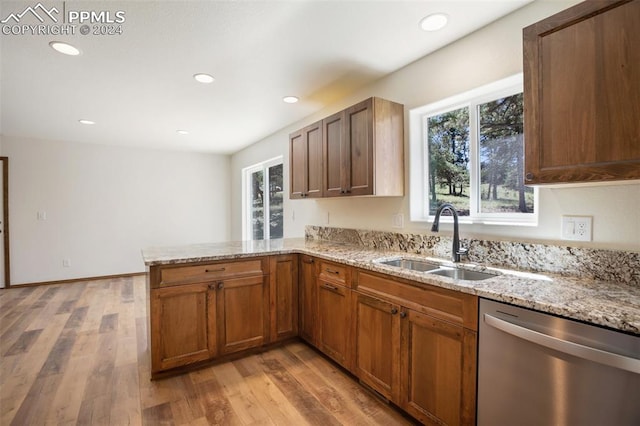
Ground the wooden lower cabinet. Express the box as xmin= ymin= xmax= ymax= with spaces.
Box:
xmin=150 ymin=254 xmax=478 ymax=424
xmin=401 ymin=309 xmax=477 ymax=426
xmin=217 ymin=274 xmax=270 ymax=355
xmin=150 ymin=282 xmax=217 ymax=374
xmin=270 ymin=255 xmax=298 ymax=342
xmin=149 ymin=257 xmax=272 ymax=376
xmin=353 ymin=292 xmax=401 ymax=401
xmin=353 ymin=292 xmax=477 ymax=426
xmin=299 ymin=255 xmax=318 ymax=345
xmin=317 ymin=279 xmax=353 ymax=370
xmin=353 ymin=269 xmax=478 ymax=426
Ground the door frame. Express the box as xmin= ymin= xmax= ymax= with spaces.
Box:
xmin=1 ymin=157 xmax=9 ymax=288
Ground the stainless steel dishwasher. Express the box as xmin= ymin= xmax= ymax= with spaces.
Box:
xmin=478 ymin=298 xmax=640 ymax=426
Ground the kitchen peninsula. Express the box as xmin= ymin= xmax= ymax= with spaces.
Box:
xmin=143 ymin=230 xmax=640 ymax=425
xmin=143 ymin=235 xmax=640 ymax=335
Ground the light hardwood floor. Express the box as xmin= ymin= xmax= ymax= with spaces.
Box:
xmin=0 ymin=276 xmax=415 ymax=425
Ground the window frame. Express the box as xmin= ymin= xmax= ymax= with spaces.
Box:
xmin=409 ymin=74 xmax=538 ymax=226
xmin=241 ymin=156 xmax=284 ymax=241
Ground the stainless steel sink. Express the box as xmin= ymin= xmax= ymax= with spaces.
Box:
xmin=428 ymin=267 xmax=496 ymax=281
xmin=377 ymin=257 xmax=497 ymax=281
xmin=378 ymin=258 xmax=441 ymax=272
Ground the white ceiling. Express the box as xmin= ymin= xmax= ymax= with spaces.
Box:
xmin=1 ymin=0 xmax=532 ymax=154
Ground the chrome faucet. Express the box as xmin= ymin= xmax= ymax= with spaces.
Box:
xmin=431 ymin=203 xmax=468 ymax=262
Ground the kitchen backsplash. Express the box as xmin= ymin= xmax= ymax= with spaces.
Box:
xmin=305 ymin=226 xmax=640 ymax=287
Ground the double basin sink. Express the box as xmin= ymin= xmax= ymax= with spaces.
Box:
xmin=376 ymin=258 xmax=497 ymax=281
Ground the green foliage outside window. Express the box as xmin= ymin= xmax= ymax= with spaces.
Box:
xmin=426 ymin=92 xmax=534 ymax=217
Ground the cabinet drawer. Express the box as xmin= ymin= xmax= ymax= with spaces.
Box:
xmin=160 ymin=259 xmax=264 ymax=286
xmin=356 ymin=270 xmax=478 ymax=330
xmin=318 ymin=261 xmax=350 ymax=286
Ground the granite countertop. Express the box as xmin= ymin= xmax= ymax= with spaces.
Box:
xmin=142 ymin=238 xmax=640 ymax=336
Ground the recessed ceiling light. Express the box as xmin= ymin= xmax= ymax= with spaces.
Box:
xmin=193 ymin=73 xmax=215 ymax=84
xmin=176 ymin=130 xmax=189 ymax=135
xmin=49 ymin=41 xmax=81 ymax=56
xmin=419 ymin=13 xmax=448 ymax=32
xmin=283 ymin=96 xmax=299 ymax=104
xmin=78 ymin=119 xmax=95 ymax=125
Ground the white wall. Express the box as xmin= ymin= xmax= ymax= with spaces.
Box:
xmin=5 ymin=136 xmax=230 ymax=285
xmin=231 ymin=0 xmax=640 ymax=252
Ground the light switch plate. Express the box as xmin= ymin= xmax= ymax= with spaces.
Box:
xmin=561 ymin=215 xmax=592 ymax=241
xmin=391 ymin=213 xmax=404 ymax=229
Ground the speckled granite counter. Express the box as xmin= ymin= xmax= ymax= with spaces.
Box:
xmin=142 ymin=238 xmax=640 ymax=336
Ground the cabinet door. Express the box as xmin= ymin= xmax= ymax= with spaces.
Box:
xmin=299 ymin=255 xmax=318 ymax=345
xmin=305 ymin=122 xmax=324 ymax=197
xmin=401 ymin=309 xmax=477 ymax=426
xmin=317 ymin=280 xmax=352 ymax=369
xmin=269 ymin=255 xmax=298 ymax=342
xmin=289 ymin=129 xmax=307 ymax=199
xmin=523 ymin=0 xmax=640 ymax=184
xmin=150 ymin=282 xmax=216 ymax=373
xmin=353 ymin=293 xmax=401 ymax=401
xmin=344 ymin=98 xmax=374 ymax=196
xmin=290 ymin=121 xmax=323 ymax=198
xmin=217 ymin=274 xmax=269 ymax=355
xmin=323 ymin=110 xmax=345 ymax=197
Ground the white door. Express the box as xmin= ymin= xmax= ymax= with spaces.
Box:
xmin=0 ymin=160 xmax=4 ymax=288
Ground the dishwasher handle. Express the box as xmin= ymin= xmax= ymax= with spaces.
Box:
xmin=484 ymin=313 xmax=640 ymax=375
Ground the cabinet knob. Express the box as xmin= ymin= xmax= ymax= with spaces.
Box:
xmin=218 ymin=282 xmax=224 ymax=290
xmin=399 ymin=311 xmax=407 ymax=319
xmin=391 ymin=308 xmax=398 ymax=315
xmin=525 ymin=172 xmax=534 ymax=181
xmin=208 ymin=283 xmax=216 ymax=290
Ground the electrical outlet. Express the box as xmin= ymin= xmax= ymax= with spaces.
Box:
xmin=392 ymin=213 xmax=404 ymax=229
xmin=561 ymin=215 xmax=592 ymax=241
xmin=37 ymin=211 xmax=47 ymax=221
xmin=62 ymin=259 xmax=71 ymax=268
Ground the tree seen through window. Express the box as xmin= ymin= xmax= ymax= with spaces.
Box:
xmin=426 ymin=92 xmax=533 ymax=217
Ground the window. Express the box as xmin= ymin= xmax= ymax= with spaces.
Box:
xmin=242 ymin=157 xmax=284 ymax=240
xmin=410 ymin=74 xmax=537 ymax=225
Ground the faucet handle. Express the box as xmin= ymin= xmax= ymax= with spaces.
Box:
xmin=457 ymin=246 xmax=469 ymax=257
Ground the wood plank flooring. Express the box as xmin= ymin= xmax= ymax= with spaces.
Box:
xmin=0 ymin=276 xmax=416 ymax=425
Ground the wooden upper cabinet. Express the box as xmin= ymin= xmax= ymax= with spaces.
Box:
xmin=324 ymin=97 xmax=404 ymax=197
xmin=290 ymin=121 xmax=323 ymax=199
xmin=290 ymin=97 xmax=404 ymax=198
xmin=523 ymin=0 xmax=640 ymax=184
xmin=323 ymin=111 xmax=345 ymax=197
